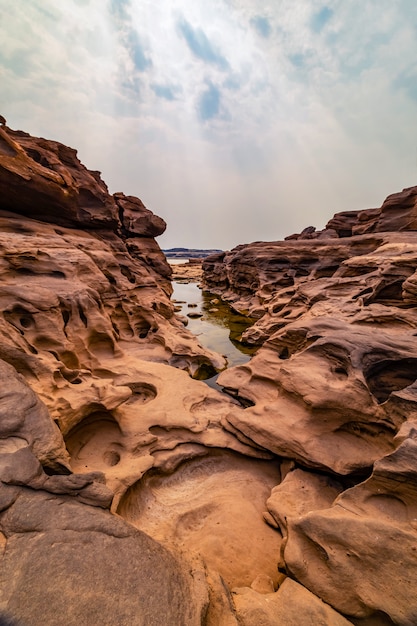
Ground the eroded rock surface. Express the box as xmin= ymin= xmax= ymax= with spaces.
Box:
xmin=203 ymin=187 xmax=417 ymax=625
xmin=2 ymin=121 xmax=417 ymax=625
xmin=0 ymin=125 xmax=256 ymax=624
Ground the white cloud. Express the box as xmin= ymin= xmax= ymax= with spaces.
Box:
xmin=1 ymin=0 xmax=417 ymax=249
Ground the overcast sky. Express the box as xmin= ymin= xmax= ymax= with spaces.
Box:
xmin=1 ymin=0 xmax=417 ymax=249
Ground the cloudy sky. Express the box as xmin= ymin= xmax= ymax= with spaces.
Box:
xmin=1 ymin=1 xmax=417 ymax=249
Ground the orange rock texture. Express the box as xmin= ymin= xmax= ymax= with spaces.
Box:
xmin=1 ymin=122 xmax=417 ymax=625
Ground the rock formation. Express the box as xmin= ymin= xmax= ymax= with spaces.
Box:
xmin=202 ymin=188 xmax=417 ymax=625
xmin=0 ymin=123 xmax=250 ymax=625
xmin=1 ymin=119 xmax=417 ymax=625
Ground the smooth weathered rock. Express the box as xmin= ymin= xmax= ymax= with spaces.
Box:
xmin=218 ymin=318 xmax=417 ymax=474
xmin=232 ymin=578 xmax=354 ymax=626
xmin=266 ymin=469 xmax=343 ymax=532
xmin=0 ymin=488 xmax=206 ymax=626
xmin=118 ymin=450 xmax=282 ymax=589
xmin=283 ymin=428 xmax=417 ymax=625
xmin=203 ymin=185 xmax=417 ymax=623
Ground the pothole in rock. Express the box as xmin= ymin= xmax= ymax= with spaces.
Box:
xmin=117 ymin=450 xmax=282 ymax=590
xmin=65 ymin=410 xmax=123 ymax=472
xmin=124 ymin=382 xmax=157 ymax=405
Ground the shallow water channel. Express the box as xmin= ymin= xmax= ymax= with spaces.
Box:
xmin=172 ymin=279 xmax=257 ymax=388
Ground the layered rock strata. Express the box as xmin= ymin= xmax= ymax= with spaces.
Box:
xmin=202 ymin=187 xmax=417 ymax=625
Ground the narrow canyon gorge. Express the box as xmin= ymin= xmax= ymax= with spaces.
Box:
xmin=0 ymin=123 xmax=416 ymax=625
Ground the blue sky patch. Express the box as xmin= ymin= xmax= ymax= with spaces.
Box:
xmin=393 ymin=67 xmax=417 ymax=102
xmin=127 ymin=30 xmax=151 ymax=72
xmin=151 ymin=84 xmax=179 ymax=101
xmin=310 ymin=7 xmax=333 ymax=33
xmin=250 ymin=16 xmax=272 ymax=38
xmin=289 ymin=53 xmax=305 ymax=69
xmin=178 ymin=18 xmax=228 ymax=69
xmin=198 ymin=83 xmax=221 ymax=120
xmin=109 ymin=0 xmax=130 ymax=21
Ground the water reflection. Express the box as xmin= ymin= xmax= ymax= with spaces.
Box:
xmin=172 ymin=281 xmax=257 ymax=388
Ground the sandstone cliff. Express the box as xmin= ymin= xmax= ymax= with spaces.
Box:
xmin=1 ymin=121 xmax=416 ymax=626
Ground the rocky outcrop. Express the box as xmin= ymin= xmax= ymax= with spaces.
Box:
xmin=0 ymin=126 xmax=119 ymax=229
xmin=202 ymin=187 xmax=417 ymax=625
xmin=285 ymin=186 xmax=417 ymax=239
xmin=2 ymin=120 xmax=417 ymax=625
xmin=0 ymin=125 xmax=256 ymax=624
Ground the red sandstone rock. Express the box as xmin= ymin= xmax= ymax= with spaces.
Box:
xmin=203 ymin=185 xmax=417 ymax=623
xmin=0 ymin=126 xmax=118 ymax=228
xmin=3 ymin=121 xmax=417 ymax=624
xmin=114 ymin=192 xmax=167 ymax=237
xmin=0 ymin=125 xmax=277 ymax=625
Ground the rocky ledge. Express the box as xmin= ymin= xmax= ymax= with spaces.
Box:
xmin=0 ymin=122 xmax=416 ymax=626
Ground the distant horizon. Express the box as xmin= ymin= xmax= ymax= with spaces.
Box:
xmin=2 ymin=1 xmax=417 ymax=249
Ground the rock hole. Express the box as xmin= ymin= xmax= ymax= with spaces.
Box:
xmin=24 ymin=147 xmax=53 ymax=169
xmin=65 ymin=410 xmax=122 ymax=472
xmin=364 ymin=358 xmax=417 ymax=403
xmin=221 ymin=387 xmax=255 ymax=408
xmin=193 ymin=362 xmax=218 ymax=381
xmin=124 ymin=382 xmax=157 ymax=405
xmin=4 ymin=306 xmax=34 ymax=333
xmin=19 ymin=316 xmax=32 ymax=329
xmin=120 ymin=265 xmax=136 ymax=284
xmin=338 ymin=421 xmax=397 ymax=438
xmin=372 ymin=280 xmax=404 ymax=304
xmin=135 ymin=321 xmax=151 ymax=339
xmin=352 ymin=286 xmax=373 ymax=300
xmin=279 ymin=347 xmax=289 ymax=360
xmin=103 ymin=271 xmax=116 ymax=285
xmin=103 ymin=450 xmax=121 ymax=466
xmin=88 ymin=331 xmax=115 ymax=357
xmin=60 ymin=350 xmax=80 ymax=369
xmin=314 ymin=265 xmax=339 ymax=278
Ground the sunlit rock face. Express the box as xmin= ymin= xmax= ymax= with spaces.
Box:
xmin=202 ymin=189 xmax=417 ymax=625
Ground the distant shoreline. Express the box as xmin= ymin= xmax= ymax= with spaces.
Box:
xmin=163 ymin=248 xmax=222 ymax=259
